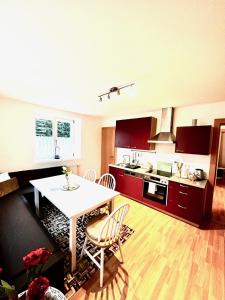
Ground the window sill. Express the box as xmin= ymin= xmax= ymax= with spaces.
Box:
xmin=35 ymin=158 xmax=75 ymax=163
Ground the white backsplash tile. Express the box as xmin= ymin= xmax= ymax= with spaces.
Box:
xmin=116 ymin=148 xmax=210 ymax=177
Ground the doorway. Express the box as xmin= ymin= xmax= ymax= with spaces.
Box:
xmin=207 ymin=119 xmax=225 ymax=225
xmin=101 ymin=127 xmax=116 ymax=175
xmin=216 ymin=126 xmax=225 ymax=187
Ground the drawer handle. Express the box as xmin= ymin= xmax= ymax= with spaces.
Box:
xmin=179 ymin=191 xmax=188 ymax=195
xmin=118 ymin=174 xmax=124 ymax=177
xmin=179 ymin=184 xmax=188 ymax=188
xmin=178 ymin=204 xmax=187 ymax=210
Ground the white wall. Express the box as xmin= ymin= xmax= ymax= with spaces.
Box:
xmin=102 ymin=101 xmax=225 ymax=176
xmin=0 ymin=97 xmax=102 ymax=177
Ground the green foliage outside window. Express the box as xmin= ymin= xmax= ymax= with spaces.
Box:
xmin=36 ymin=119 xmax=53 ymax=136
xmin=57 ymin=121 xmax=70 ymax=138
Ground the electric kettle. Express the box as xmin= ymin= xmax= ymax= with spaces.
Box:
xmin=194 ymin=168 xmax=204 ymax=181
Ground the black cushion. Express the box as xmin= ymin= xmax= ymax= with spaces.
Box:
xmin=9 ymin=166 xmax=62 ymax=189
xmin=0 ymin=191 xmax=64 ymax=291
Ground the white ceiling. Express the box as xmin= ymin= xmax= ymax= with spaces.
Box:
xmin=0 ymin=0 xmax=225 ymax=117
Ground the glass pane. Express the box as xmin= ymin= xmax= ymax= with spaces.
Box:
xmin=36 ymin=119 xmax=53 ymax=136
xmin=57 ymin=121 xmax=70 ymax=138
xmin=36 ymin=136 xmax=54 ymax=160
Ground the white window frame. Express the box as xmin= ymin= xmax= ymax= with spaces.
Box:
xmin=34 ymin=115 xmax=81 ymax=162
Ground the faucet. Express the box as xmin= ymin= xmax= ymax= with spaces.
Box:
xmin=131 ymin=151 xmax=139 ymax=165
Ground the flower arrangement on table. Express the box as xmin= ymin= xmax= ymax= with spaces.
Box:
xmin=0 ymin=247 xmax=52 ymax=300
xmin=62 ymin=166 xmax=71 ymax=190
xmin=61 ymin=166 xmax=79 ymax=191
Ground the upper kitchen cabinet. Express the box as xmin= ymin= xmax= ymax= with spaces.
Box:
xmin=115 ymin=117 xmax=157 ymax=150
xmin=175 ymin=125 xmax=212 ymax=155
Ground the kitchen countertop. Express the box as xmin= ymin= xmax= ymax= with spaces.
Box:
xmin=109 ymin=163 xmax=208 ymax=189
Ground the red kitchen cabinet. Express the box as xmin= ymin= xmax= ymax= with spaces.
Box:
xmin=122 ymin=173 xmax=143 ymax=201
xmin=109 ymin=166 xmax=143 ymax=201
xmin=109 ymin=166 xmax=125 ymax=193
xmin=167 ymin=181 xmax=206 ymax=226
xmin=115 ymin=117 xmax=157 ymax=150
xmin=175 ymin=125 xmax=212 ymax=155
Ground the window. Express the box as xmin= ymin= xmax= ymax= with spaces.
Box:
xmin=35 ymin=117 xmax=81 ymax=161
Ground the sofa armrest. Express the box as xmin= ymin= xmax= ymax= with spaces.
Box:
xmin=0 ymin=177 xmax=19 ymax=197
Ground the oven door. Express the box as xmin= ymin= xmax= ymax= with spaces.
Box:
xmin=143 ymin=180 xmax=168 ymax=205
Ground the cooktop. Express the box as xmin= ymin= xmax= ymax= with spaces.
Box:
xmin=145 ymin=169 xmax=172 ymax=178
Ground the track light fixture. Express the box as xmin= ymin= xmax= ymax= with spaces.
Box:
xmin=98 ymin=83 xmax=134 ymax=102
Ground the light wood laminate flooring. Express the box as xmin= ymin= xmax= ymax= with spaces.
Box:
xmin=70 ymin=185 xmax=225 ymax=300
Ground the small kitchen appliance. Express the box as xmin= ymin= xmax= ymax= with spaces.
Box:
xmin=194 ymin=168 xmax=204 ymax=181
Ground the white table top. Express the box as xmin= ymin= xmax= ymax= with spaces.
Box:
xmin=30 ymin=174 xmax=119 ymax=218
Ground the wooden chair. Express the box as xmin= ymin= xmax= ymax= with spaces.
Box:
xmin=97 ymin=173 xmax=116 ymax=214
xmin=83 ymin=169 xmax=97 ymax=183
xmin=82 ymin=169 xmax=97 ymax=221
xmin=98 ymin=173 xmax=116 ymax=190
xmin=80 ymin=203 xmax=129 ymax=287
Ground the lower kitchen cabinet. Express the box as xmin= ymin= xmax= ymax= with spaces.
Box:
xmin=167 ymin=181 xmax=206 ymax=226
xmin=109 ymin=166 xmax=143 ymax=201
xmin=109 ymin=166 xmax=125 ymax=192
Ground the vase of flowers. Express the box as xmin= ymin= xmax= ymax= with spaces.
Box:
xmin=62 ymin=166 xmax=71 ymax=190
xmin=22 ymin=247 xmax=51 ymax=299
xmin=0 ymin=248 xmax=66 ymax=300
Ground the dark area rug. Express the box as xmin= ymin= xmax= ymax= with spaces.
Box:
xmin=40 ymin=201 xmax=134 ymax=296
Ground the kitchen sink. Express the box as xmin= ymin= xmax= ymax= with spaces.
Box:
xmin=125 ymin=164 xmax=141 ymax=169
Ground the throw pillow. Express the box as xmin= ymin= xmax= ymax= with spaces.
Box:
xmin=0 ymin=172 xmax=10 ymax=183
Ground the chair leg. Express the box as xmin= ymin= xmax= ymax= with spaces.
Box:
xmin=100 ymin=248 xmax=104 ymax=288
xmin=118 ymin=238 xmax=124 ymax=263
xmin=80 ymin=237 xmax=88 ymax=259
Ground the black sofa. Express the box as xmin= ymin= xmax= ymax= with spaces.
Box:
xmin=0 ymin=166 xmax=65 ymax=292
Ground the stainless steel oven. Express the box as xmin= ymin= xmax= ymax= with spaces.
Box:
xmin=143 ymin=175 xmax=168 ymax=205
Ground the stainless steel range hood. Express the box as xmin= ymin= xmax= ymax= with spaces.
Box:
xmin=148 ymin=107 xmax=176 ymax=144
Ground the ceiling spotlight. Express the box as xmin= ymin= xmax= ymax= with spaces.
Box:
xmin=98 ymin=83 xmax=134 ymax=102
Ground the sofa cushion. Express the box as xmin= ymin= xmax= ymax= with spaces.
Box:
xmin=0 ymin=177 xmax=19 ymax=197
xmin=0 ymin=191 xmax=64 ymax=291
xmin=9 ymin=166 xmax=63 ymax=189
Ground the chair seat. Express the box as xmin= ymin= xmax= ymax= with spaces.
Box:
xmin=86 ymin=214 xmax=119 ymax=247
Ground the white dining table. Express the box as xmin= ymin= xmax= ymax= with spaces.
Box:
xmin=30 ymin=174 xmax=119 ymax=272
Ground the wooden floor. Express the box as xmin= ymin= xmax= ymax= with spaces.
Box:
xmin=70 ymin=184 xmax=225 ymax=300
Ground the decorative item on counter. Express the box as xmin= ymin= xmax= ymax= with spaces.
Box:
xmin=188 ymin=172 xmax=197 ymax=182
xmin=181 ymin=164 xmax=189 ymax=179
xmin=175 ymin=161 xmax=183 ymax=178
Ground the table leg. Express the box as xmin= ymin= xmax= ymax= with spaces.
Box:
xmin=109 ymin=197 xmax=115 ymax=213
xmin=69 ymin=216 xmax=77 ymax=272
xmin=34 ymin=187 xmax=39 ymax=216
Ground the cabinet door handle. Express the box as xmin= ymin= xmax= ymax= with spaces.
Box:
xmin=118 ymin=174 xmax=124 ymax=177
xmin=179 ymin=191 xmax=188 ymax=195
xmin=132 ymin=146 xmax=137 ymax=149
xmin=178 ymin=204 xmax=187 ymax=209
xmin=179 ymin=184 xmax=188 ymax=188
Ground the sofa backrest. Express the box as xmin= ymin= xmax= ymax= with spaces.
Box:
xmin=9 ymin=166 xmax=63 ymax=188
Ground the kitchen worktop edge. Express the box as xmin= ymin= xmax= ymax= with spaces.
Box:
xmin=109 ymin=164 xmax=207 ymax=189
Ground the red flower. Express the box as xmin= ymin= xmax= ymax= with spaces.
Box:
xmin=23 ymin=248 xmax=52 ymax=269
xmin=39 ymin=248 xmax=52 ymax=264
xmin=26 ymin=276 xmax=49 ymax=300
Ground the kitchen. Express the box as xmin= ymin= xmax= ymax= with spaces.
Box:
xmin=102 ymin=107 xmax=213 ymax=227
